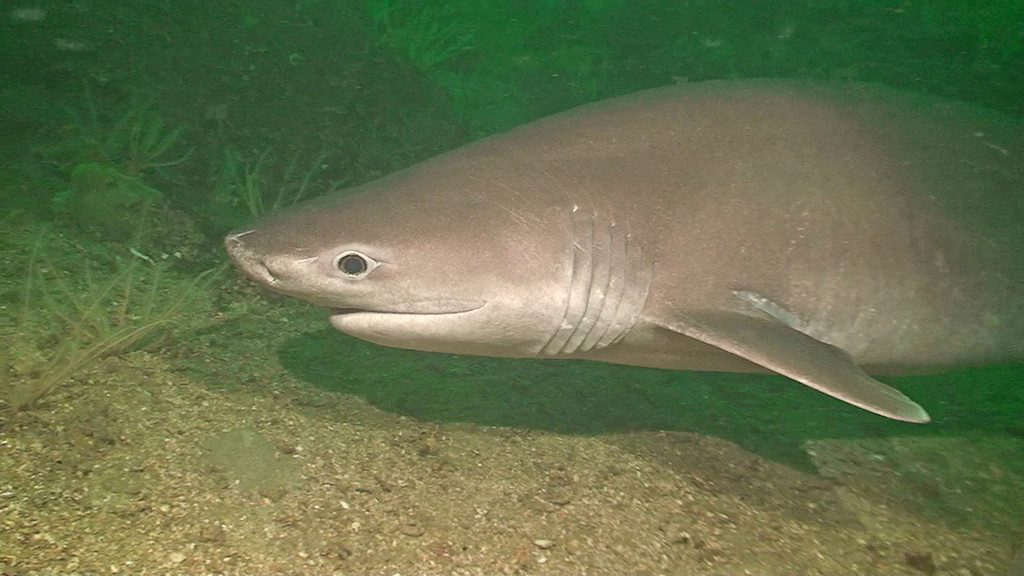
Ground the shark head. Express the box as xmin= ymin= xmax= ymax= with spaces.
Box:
xmin=225 ymin=158 xmax=581 ymax=358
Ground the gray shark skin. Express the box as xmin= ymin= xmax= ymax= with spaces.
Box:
xmin=226 ymin=80 xmax=1024 ymax=423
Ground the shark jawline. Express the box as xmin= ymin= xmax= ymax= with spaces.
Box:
xmin=329 ymin=302 xmax=486 ymax=317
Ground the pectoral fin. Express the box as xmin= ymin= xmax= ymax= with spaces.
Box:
xmin=658 ymin=311 xmax=930 ymax=423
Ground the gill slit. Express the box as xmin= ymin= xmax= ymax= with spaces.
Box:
xmin=539 ymin=208 xmax=653 ymax=356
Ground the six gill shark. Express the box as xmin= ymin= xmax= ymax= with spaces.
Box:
xmin=226 ymin=80 xmax=1024 ymax=423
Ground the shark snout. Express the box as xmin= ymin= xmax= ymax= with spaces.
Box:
xmin=224 ymin=230 xmax=277 ymax=286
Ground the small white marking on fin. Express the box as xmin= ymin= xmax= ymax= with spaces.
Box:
xmin=733 ymin=290 xmax=802 ymax=328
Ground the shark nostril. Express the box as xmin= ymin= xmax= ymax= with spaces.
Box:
xmin=224 ymin=235 xmax=247 ymax=258
xmin=224 ymin=231 xmax=280 ymax=285
xmin=224 ymin=230 xmax=257 ymax=255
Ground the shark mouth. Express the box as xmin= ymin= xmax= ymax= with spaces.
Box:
xmin=329 ymin=301 xmax=486 ymax=317
xmin=327 ymin=302 xmax=488 ymax=337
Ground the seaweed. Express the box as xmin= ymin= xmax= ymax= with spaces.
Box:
xmin=4 ymin=227 xmax=220 ymax=411
xmin=41 ymin=86 xmax=190 ymax=180
xmin=214 ymin=146 xmax=345 ymax=218
xmin=367 ymin=0 xmax=476 ymax=73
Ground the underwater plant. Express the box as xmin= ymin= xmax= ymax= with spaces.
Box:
xmin=50 ymin=162 xmax=165 ymax=238
xmin=41 ymin=88 xmax=190 ymax=179
xmin=5 ymin=228 xmax=220 ymax=411
xmin=362 ymin=0 xmax=617 ymax=135
xmin=214 ymin=146 xmax=342 ymax=218
xmin=106 ymin=98 xmax=189 ymax=178
xmin=367 ymin=0 xmax=476 ymax=73
xmin=32 ymin=88 xmax=193 ymax=242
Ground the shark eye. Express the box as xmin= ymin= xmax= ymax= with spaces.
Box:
xmin=335 ymin=251 xmax=375 ymax=277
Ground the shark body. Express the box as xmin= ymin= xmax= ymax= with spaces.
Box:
xmin=226 ymin=80 xmax=1024 ymax=423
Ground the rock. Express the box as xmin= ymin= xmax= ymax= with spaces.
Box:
xmin=904 ymin=551 xmax=936 ymax=575
xmin=401 ymin=522 xmax=425 ymax=537
xmin=200 ymin=428 xmax=299 ymax=493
